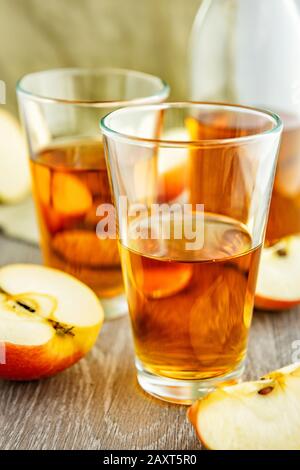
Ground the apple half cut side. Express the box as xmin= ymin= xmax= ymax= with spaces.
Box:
xmin=0 ymin=264 xmax=104 ymax=380
xmin=188 ymin=363 xmax=300 ymax=450
xmin=255 ymin=235 xmax=300 ymax=310
xmin=0 ymin=109 xmax=31 ymax=203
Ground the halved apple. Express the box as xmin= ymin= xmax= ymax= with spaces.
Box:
xmin=255 ymin=235 xmax=300 ymax=310
xmin=188 ymin=363 xmax=300 ymax=450
xmin=0 ymin=264 xmax=103 ymax=380
xmin=0 ymin=109 xmax=30 ymax=203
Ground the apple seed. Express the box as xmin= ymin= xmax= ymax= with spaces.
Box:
xmin=258 ymin=386 xmax=274 ymax=395
xmin=276 ymin=248 xmax=287 ymax=257
xmin=48 ymin=319 xmax=75 ymax=337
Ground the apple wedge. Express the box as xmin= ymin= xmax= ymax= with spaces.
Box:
xmin=188 ymin=363 xmax=300 ymax=450
xmin=0 ymin=109 xmax=30 ymax=203
xmin=0 ymin=264 xmax=103 ymax=380
xmin=158 ymin=128 xmax=188 ymax=202
xmin=255 ymin=235 xmax=300 ymax=310
xmin=31 ymin=164 xmax=93 ymax=234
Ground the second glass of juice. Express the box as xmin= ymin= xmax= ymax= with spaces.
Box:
xmin=17 ymin=68 xmax=169 ymax=319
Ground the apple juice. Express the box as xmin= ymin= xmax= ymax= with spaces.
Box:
xmin=187 ymin=110 xmax=300 ymax=245
xmin=265 ymin=117 xmax=300 ymax=244
xmin=30 ymin=139 xmax=123 ymax=298
xmin=119 ymin=213 xmax=261 ymax=380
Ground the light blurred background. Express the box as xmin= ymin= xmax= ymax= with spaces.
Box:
xmin=0 ymin=0 xmax=201 ymax=242
xmin=0 ymin=0 xmax=201 ymax=114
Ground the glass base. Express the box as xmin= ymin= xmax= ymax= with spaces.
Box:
xmin=136 ymin=359 xmax=245 ymax=404
xmin=100 ymin=293 xmax=128 ymax=320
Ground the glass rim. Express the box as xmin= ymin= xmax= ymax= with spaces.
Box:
xmin=100 ymin=101 xmax=283 ymax=148
xmin=16 ymin=67 xmax=170 ymax=107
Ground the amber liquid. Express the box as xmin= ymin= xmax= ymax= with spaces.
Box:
xmin=120 ymin=213 xmax=261 ymax=380
xmin=30 ymin=139 xmax=123 ymax=297
xmin=265 ymin=118 xmax=300 ymax=244
xmin=187 ymin=111 xmax=300 ymax=245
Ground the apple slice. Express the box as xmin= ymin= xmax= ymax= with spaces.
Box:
xmin=0 ymin=264 xmax=103 ymax=380
xmin=52 ymin=173 xmax=92 ymax=217
xmin=255 ymin=235 xmax=300 ymax=310
xmin=52 ymin=230 xmax=120 ymax=267
xmin=0 ymin=109 xmax=30 ymax=203
xmin=31 ymin=165 xmax=93 ymax=234
xmin=188 ymin=363 xmax=300 ymax=450
xmin=157 ymin=128 xmax=189 ymax=202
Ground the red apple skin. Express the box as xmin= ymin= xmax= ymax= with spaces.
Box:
xmin=187 ymin=401 xmax=199 ymax=431
xmin=0 ymin=342 xmax=83 ymax=381
xmin=0 ymin=324 xmax=100 ymax=381
xmin=255 ymin=295 xmax=300 ymax=311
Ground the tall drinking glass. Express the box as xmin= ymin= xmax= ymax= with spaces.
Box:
xmin=17 ymin=68 xmax=169 ymax=320
xmin=101 ymin=102 xmax=282 ymax=403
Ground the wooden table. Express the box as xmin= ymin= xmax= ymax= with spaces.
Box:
xmin=0 ymin=234 xmax=299 ymax=450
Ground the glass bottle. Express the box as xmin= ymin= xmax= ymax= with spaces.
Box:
xmin=189 ymin=0 xmax=300 ymax=310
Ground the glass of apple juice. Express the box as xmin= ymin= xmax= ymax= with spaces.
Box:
xmin=16 ymin=68 xmax=169 ymax=320
xmin=100 ymin=102 xmax=282 ymax=403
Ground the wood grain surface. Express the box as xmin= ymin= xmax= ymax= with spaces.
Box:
xmin=0 ymin=234 xmax=300 ymax=450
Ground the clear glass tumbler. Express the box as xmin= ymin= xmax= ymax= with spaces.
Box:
xmin=101 ymin=102 xmax=282 ymax=403
xmin=189 ymin=0 xmax=300 ymax=310
xmin=17 ymin=68 xmax=169 ymax=320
